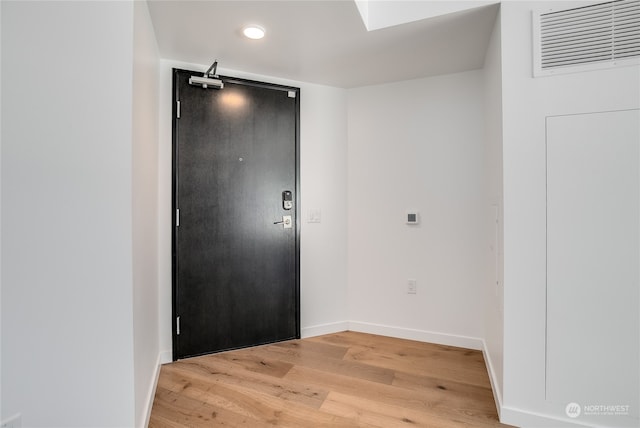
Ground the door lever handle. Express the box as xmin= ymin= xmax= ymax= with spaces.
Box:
xmin=274 ymin=215 xmax=292 ymax=229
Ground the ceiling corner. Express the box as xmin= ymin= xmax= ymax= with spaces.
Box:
xmin=366 ymin=0 xmax=500 ymax=31
xmin=353 ymin=0 xmax=371 ymax=30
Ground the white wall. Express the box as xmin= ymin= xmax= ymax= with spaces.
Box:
xmin=482 ymin=7 xmax=504 ymax=410
xmin=346 ymin=70 xmax=487 ymax=348
xmin=0 ymin=0 xmax=3 ymax=421
xmin=1 ymin=1 xmax=136 ymax=426
xmin=296 ymin=80 xmax=349 ymax=337
xmin=132 ymin=1 xmax=161 ymax=427
xmin=157 ymin=61 xmax=349 ymax=357
xmin=500 ymin=2 xmax=640 ymax=427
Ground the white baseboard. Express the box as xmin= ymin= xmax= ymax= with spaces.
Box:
xmin=347 ymin=321 xmax=484 ymax=350
xmin=480 ymin=339 xmax=503 ymax=419
xmin=301 ymin=321 xmax=349 ymax=338
xmin=142 ymin=353 xmax=164 ymax=428
xmin=500 ymin=406 xmax=595 ymax=428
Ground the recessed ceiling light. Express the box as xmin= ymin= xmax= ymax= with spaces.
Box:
xmin=243 ymin=25 xmax=265 ymax=40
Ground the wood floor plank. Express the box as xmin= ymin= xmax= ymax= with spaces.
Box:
xmin=275 ymin=338 xmax=351 ymax=359
xmin=200 ymin=347 xmax=295 ymax=378
xmin=309 ymin=331 xmax=485 ymax=366
xmin=311 ymin=331 xmax=490 ymax=387
xmin=249 ymin=341 xmax=397 ymax=385
xmin=149 ymin=331 xmax=515 ymax=427
xmin=320 ymin=390 xmax=499 ymax=428
xmin=170 ymin=362 xmax=327 ymax=409
xmin=151 ymin=384 xmax=269 ymax=427
xmin=154 ymin=367 xmax=358 ymax=427
xmin=284 ymin=364 xmax=502 ymax=426
xmin=345 ymin=345 xmax=490 ymax=387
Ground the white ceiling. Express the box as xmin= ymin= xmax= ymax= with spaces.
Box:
xmin=147 ymin=1 xmax=499 ymax=88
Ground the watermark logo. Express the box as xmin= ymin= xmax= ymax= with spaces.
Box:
xmin=566 ymin=402 xmax=581 ymax=418
xmin=584 ymin=404 xmax=630 ymax=416
xmin=565 ymin=402 xmax=630 ymax=418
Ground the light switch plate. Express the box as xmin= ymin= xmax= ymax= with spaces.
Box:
xmin=307 ymin=208 xmax=321 ymax=223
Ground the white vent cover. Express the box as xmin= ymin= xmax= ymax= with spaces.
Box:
xmin=533 ymin=0 xmax=640 ymax=76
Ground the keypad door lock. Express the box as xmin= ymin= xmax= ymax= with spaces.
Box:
xmin=282 ymin=190 xmax=293 ymax=210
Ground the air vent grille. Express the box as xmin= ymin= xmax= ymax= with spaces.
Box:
xmin=536 ymin=0 xmax=640 ymax=74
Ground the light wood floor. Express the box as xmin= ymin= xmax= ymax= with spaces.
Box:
xmin=149 ymin=331 xmax=513 ymax=427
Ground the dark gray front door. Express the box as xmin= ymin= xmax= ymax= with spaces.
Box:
xmin=172 ymin=69 xmax=300 ymax=360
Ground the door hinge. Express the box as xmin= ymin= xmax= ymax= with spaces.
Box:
xmin=176 ymin=100 xmax=181 ymax=118
xmin=176 ymin=208 xmax=180 ymax=227
xmin=176 ymin=316 xmax=180 ymax=335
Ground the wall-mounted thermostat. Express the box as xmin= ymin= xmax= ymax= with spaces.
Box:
xmin=406 ymin=211 xmax=419 ymax=225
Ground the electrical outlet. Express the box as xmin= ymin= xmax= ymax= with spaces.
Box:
xmin=1 ymin=414 xmax=22 ymax=428
xmin=407 ymin=279 xmax=417 ymax=294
